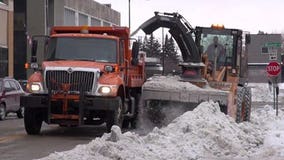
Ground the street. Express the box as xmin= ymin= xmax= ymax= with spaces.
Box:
xmin=0 ymin=114 xmax=105 ymax=160
xmin=0 ymin=102 xmax=282 ymax=160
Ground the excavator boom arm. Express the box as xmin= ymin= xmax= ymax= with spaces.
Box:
xmin=132 ymin=12 xmax=200 ymax=63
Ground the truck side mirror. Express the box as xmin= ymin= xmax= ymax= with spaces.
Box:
xmin=131 ymin=41 xmax=139 ymax=65
xmin=31 ymin=40 xmax=38 ymax=63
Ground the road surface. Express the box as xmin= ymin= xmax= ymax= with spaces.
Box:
xmin=0 ymin=114 xmax=105 ymax=160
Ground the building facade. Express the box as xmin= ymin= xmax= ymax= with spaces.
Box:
xmin=0 ymin=0 xmax=13 ymax=78
xmin=247 ymin=34 xmax=283 ymax=82
xmin=13 ymin=0 xmax=120 ymax=80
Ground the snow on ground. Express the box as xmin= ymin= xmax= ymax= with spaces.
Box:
xmin=38 ymin=82 xmax=284 ymax=160
xmin=249 ymin=82 xmax=284 ymax=103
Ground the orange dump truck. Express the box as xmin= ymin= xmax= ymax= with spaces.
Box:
xmin=20 ymin=26 xmax=145 ymax=134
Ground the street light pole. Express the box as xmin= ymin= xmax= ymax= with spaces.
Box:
xmin=162 ymin=27 xmax=165 ymax=75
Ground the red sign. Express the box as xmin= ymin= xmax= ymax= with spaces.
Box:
xmin=266 ymin=61 xmax=281 ymax=76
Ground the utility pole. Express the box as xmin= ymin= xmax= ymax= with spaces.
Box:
xmin=162 ymin=27 xmax=165 ymax=75
xmin=128 ymin=0 xmax=131 ymax=32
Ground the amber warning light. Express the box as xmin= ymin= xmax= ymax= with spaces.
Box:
xmin=211 ymin=24 xmax=225 ymax=29
xmin=80 ymin=26 xmax=89 ymax=34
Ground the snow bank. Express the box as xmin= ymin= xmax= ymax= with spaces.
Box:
xmin=38 ymin=101 xmax=278 ymax=160
xmin=249 ymin=83 xmax=274 ymax=102
xmin=249 ymin=83 xmax=284 ymax=103
xmin=37 ymin=82 xmax=284 ymax=160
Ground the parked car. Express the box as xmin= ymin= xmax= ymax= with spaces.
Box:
xmin=18 ymin=79 xmax=28 ymax=92
xmin=0 ymin=77 xmax=26 ymax=120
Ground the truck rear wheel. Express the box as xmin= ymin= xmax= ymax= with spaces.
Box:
xmin=17 ymin=106 xmax=24 ymax=119
xmin=24 ymin=108 xmax=43 ymax=135
xmin=106 ymin=97 xmax=123 ymax=132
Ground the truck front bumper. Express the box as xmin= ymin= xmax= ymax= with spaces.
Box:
xmin=20 ymin=94 xmax=119 ymax=111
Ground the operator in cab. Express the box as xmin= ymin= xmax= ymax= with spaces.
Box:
xmin=205 ymin=36 xmax=226 ymax=72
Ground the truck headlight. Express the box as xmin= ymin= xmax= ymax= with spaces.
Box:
xmin=96 ymin=84 xmax=118 ymax=96
xmin=29 ymin=82 xmax=44 ymax=93
xmin=99 ymin=86 xmax=111 ymax=94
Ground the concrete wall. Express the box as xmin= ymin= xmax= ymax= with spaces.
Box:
xmin=26 ymin=0 xmax=46 ymax=67
xmin=0 ymin=0 xmax=13 ymax=77
xmin=247 ymin=34 xmax=282 ymax=64
xmin=247 ymin=34 xmax=283 ymax=83
xmin=64 ymin=0 xmax=120 ymax=26
xmin=51 ymin=0 xmax=120 ymax=27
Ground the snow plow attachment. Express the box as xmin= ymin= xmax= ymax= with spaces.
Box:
xmin=141 ymin=76 xmax=251 ymax=125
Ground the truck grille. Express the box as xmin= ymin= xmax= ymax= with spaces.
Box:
xmin=45 ymin=70 xmax=95 ymax=92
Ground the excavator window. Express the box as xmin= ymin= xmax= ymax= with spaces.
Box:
xmin=201 ymin=34 xmax=234 ymax=70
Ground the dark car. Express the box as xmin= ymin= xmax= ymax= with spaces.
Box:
xmin=0 ymin=77 xmax=26 ymax=120
xmin=18 ymin=79 xmax=28 ymax=92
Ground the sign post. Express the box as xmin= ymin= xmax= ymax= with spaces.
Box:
xmin=266 ymin=61 xmax=281 ymax=116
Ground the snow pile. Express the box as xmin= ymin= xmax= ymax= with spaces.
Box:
xmin=39 ymin=101 xmax=269 ymax=160
xmin=247 ymin=105 xmax=284 ymax=159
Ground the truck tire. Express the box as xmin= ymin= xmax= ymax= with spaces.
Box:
xmin=24 ymin=108 xmax=43 ymax=135
xmin=124 ymin=93 xmax=141 ymax=129
xmin=236 ymin=87 xmax=251 ymax=123
xmin=106 ymin=97 xmax=123 ymax=132
xmin=17 ymin=106 xmax=24 ymax=119
xmin=0 ymin=104 xmax=6 ymax=120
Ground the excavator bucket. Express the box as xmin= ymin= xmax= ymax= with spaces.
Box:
xmin=141 ymin=76 xmax=236 ymax=125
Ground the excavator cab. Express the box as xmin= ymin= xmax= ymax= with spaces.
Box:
xmin=195 ymin=25 xmax=245 ymax=84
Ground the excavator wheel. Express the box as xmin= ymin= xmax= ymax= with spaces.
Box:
xmin=236 ymin=86 xmax=251 ymax=123
xmin=244 ymin=87 xmax=252 ymax=121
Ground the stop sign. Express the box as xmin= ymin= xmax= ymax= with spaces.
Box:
xmin=266 ymin=61 xmax=281 ymax=76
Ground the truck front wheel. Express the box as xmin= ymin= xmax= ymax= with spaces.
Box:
xmin=24 ymin=108 xmax=43 ymax=135
xmin=106 ymin=97 xmax=123 ymax=132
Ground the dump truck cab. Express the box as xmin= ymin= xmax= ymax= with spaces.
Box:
xmin=21 ymin=26 xmax=145 ymax=135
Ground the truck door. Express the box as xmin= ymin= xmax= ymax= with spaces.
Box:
xmin=119 ymin=40 xmax=126 ymax=81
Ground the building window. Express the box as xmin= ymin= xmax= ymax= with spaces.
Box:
xmin=79 ymin=13 xmax=88 ymax=26
xmin=103 ymin=21 xmax=111 ymax=26
xmin=64 ymin=8 xmax=76 ymax=26
xmin=0 ymin=47 xmax=8 ymax=77
xmin=91 ymin=17 xmax=101 ymax=26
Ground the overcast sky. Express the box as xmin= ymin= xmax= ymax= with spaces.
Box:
xmin=96 ymin=0 xmax=284 ymax=35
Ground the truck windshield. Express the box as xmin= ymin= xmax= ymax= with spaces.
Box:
xmin=46 ymin=37 xmax=117 ymax=63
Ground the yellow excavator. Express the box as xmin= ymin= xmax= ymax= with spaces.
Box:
xmin=132 ymin=12 xmax=251 ymax=125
